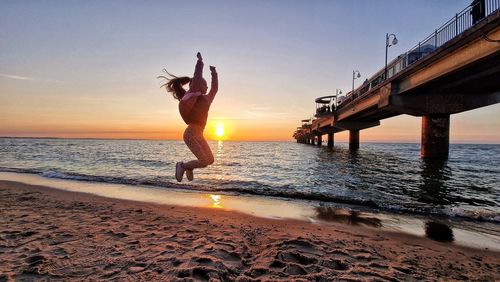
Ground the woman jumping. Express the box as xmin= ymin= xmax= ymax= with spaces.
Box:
xmin=159 ymin=52 xmax=218 ymax=182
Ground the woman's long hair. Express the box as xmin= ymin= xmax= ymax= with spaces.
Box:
xmin=158 ymin=69 xmax=191 ymax=100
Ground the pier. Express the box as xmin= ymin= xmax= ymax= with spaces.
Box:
xmin=294 ymin=1 xmax=500 ymax=159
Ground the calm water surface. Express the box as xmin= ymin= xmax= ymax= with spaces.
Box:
xmin=0 ymin=138 xmax=499 ymax=223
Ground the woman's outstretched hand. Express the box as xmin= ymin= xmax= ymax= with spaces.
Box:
xmin=197 ymin=52 xmax=202 ymax=61
xmin=210 ymin=66 xmax=216 ymax=72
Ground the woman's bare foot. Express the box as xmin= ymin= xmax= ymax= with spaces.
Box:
xmin=175 ymin=162 xmax=185 ymax=182
xmin=186 ymin=169 xmax=194 ymax=181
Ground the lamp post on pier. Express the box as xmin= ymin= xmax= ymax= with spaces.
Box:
xmin=352 ymin=70 xmax=361 ymax=94
xmin=385 ymin=33 xmax=398 ymax=80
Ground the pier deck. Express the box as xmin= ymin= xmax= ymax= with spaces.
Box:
xmin=294 ymin=3 xmax=500 ymax=158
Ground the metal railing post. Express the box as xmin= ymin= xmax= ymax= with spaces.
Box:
xmin=455 ymin=13 xmax=458 ymax=36
xmin=418 ymin=42 xmax=421 ymax=59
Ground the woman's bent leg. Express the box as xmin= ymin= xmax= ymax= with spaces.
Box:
xmin=182 ymin=125 xmax=214 ymax=170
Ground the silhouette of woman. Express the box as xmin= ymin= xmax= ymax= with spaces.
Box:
xmin=159 ymin=52 xmax=218 ymax=182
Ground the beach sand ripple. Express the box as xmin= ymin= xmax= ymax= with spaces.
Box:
xmin=0 ymin=181 xmax=499 ymax=281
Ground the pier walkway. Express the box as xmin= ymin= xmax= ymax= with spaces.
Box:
xmin=294 ymin=1 xmax=500 ymax=158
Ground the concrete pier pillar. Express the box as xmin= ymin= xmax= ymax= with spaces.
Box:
xmin=317 ymin=135 xmax=322 ymax=147
xmin=349 ymin=130 xmax=359 ymax=150
xmin=327 ymin=133 xmax=334 ymax=148
xmin=421 ymin=115 xmax=450 ymax=159
xmin=311 ymin=137 xmax=315 ymax=145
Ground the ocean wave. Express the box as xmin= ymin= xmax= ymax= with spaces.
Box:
xmin=42 ymin=170 xmax=92 ymax=181
xmin=0 ymin=167 xmax=40 ymax=174
xmin=219 ymin=162 xmax=242 ymax=167
xmin=94 ymin=157 xmax=170 ymax=167
xmin=0 ymin=166 xmax=499 ymax=223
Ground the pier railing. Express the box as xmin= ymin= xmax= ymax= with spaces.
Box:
xmin=337 ymin=0 xmax=500 ymax=110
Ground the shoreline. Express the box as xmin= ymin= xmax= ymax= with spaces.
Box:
xmin=1 ymin=166 xmax=498 ymax=225
xmin=1 ymin=171 xmax=499 ymax=252
xmin=1 ymin=180 xmax=499 ymax=280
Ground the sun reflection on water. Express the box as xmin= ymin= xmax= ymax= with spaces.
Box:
xmin=209 ymin=194 xmax=222 ymax=208
xmin=216 ymin=140 xmax=224 ymax=158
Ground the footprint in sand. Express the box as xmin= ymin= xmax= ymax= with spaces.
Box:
xmin=51 ymin=248 xmax=68 ymax=256
xmin=177 ymin=267 xmax=220 ymax=281
xmin=105 ymin=230 xmax=127 ymax=239
xmin=210 ymin=249 xmax=243 ymax=268
xmin=127 ymin=262 xmax=148 ymax=274
xmin=246 ymin=267 xmax=269 ymax=278
xmin=264 ymin=237 xmax=356 ymax=277
xmin=321 ymin=258 xmax=351 ymax=271
xmin=284 ymin=263 xmax=308 ymax=275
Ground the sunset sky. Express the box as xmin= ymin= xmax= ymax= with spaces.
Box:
xmin=1 ymin=0 xmax=499 ymax=143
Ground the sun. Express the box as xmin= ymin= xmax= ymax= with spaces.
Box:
xmin=215 ymin=123 xmax=225 ymax=138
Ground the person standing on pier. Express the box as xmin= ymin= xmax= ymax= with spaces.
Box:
xmin=471 ymin=0 xmax=485 ymax=24
xmin=159 ymin=52 xmax=218 ymax=182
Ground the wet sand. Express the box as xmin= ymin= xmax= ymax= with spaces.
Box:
xmin=1 ymin=180 xmax=499 ymax=281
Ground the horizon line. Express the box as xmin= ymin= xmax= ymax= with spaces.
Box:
xmin=1 ymin=136 xmax=500 ymax=145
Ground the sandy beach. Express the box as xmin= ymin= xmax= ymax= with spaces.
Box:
xmin=0 ymin=180 xmax=498 ymax=281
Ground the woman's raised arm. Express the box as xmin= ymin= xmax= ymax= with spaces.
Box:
xmin=189 ymin=52 xmax=204 ymax=93
xmin=207 ymin=66 xmax=218 ymax=104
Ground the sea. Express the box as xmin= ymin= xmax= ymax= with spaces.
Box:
xmin=1 ymin=138 xmax=499 ymax=248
